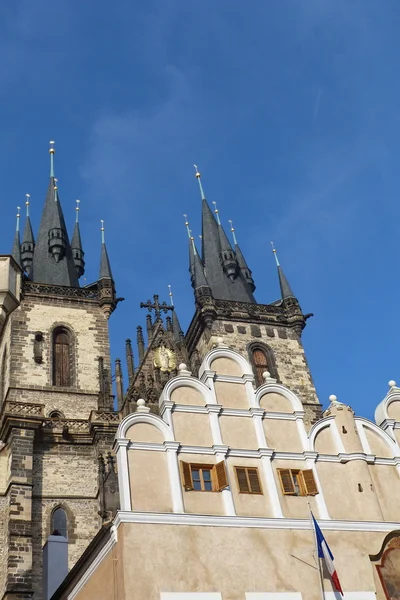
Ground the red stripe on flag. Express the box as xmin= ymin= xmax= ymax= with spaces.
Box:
xmin=331 ymin=570 xmax=343 ymax=595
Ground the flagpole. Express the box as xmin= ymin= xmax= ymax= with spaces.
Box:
xmin=307 ymin=499 xmax=325 ymax=600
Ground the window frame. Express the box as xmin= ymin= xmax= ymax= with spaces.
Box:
xmin=51 ymin=506 xmax=68 ymax=539
xmin=277 ymin=468 xmax=319 ymax=497
xmin=180 ymin=460 xmax=229 ymax=493
xmin=52 ymin=326 xmax=74 ymax=388
xmin=234 ymin=466 xmax=263 ymax=495
xmin=190 ymin=464 xmax=215 ymax=492
xmin=248 ymin=342 xmax=279 ymax=386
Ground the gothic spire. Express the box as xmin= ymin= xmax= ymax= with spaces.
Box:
xmin=21 ymin=194 xmax=35 ymax=275
xmin=168 ymin=285 xmax=184 ymax=342
xmin=31 ymin=142 xmax=79 ymax=287
xmin=11 ymin=206 xmax=21 ymax=266
xmin=99 ymin=220 xmax=113 ymax=281
xmin=71 ymin=200 xmax=85 ymax=278
xmin=194 ymin=165 xmax=255 ymax=303
xmin=271 ymin=242 xmax=295 ymax=300
xmin=184 ymin=213 xmax=210 ymax=293
xmin=228 ymin=220 xmax=255 ymax=292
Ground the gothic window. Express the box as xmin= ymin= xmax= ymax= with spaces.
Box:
xmin=0 ymin=348 xmax=7 ymax=405
xmin=53 ymin=327 xmax=72 ymax=387
xmin=249 ymin=343 xmax=279 ymax=386
xmin=51 ymin=507 xmax=68 ymax=538
xmin=49 ymin=410 xmax=64 ymax=419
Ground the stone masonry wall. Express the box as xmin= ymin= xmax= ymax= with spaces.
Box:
xmin=31 ymin=441 xmax=102 ymax=599
xmin=194 ymin=318 xmax=320 ymax=428
xmin=9 ymin=293 xmax=111 ymax=398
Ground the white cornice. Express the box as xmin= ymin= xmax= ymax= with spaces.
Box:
xmin=114 ymin=511 xmax=400 ymax=533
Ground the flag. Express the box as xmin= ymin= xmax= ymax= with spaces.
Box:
xmin=312 ymin=514 xmax=344 ymax=595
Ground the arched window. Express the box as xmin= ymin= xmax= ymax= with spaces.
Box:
xmin=0 ymin=348 xmax=7 ymax=405
xmin=51 ymin=507 xmax=68 ymax=539
xmin=249 ymin=343 xmax=279 ymax=387
xmin=53 ymin=328 xmax=72 ymax=387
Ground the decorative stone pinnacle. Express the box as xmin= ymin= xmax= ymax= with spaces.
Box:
xmin=389 ymin=380 xmax=397 ymax=388
xmin=136 ymin=398 xmax=150 ymax=413
xmin=178 ymin=363 xmax=192 ymax=377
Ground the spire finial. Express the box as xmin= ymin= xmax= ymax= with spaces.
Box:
xmin=194 ymin=164 xmax=206 ymax=200
xmin=184 ymin=213 xmax=197 ymax=255
xmin=168 ymin=284 xmax=174 ymax=306
xmin=75 ymin=199 xmax=80 ymax=223
xmin=228 ymin=219 xmax=238 ymax=245
xmin=49 ymin=140 xmax=55 ymax=177
xmin=101 ymin=219 xmax=105 ymax=243
xmin=25 ymin=194 xmax=30 ymax=217
xmin=16 ymin=206 xmax=21 ymax=232
xmin=212 ymin=201 xmax=221 ymax=225
xmin=271 ymin=241 xmax=280 ymax=267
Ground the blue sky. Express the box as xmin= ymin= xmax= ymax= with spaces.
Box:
xmin=1 ymin=1 xmax=400 ymax=419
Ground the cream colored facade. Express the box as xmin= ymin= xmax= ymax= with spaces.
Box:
xmin=53 ymin=340 xmax=400 ymax=600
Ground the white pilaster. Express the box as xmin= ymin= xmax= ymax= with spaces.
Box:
xmin=304 ymin=453 xmax=330 ymax=519
xmin=165 ymin=441 xmax=184 ymax=513
xmin=208 ymin=405 xmax=223 ymax=445
xmin=215 ymin=447 xmax=236 ymax=516
xmin=114 ymin=439 xmax=132 ymax=511
xmin=259 ymin=450 xmax=283 ymax=518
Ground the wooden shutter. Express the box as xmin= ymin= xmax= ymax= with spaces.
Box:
xmin=236 ymin=467 xmax=250 ymax=493
xmin=215 ymin=461 xmax=228 ymax=491
xmin=278 ymin=469 xmax=296 ymax=495
xmin=54 ymin=330 xmax=71 ymax=387
xmin=301 ymin=470 xmax=319 ymax=496
xmin=248 ymin=468 xmax=262 ymax=494
xmin=181 ymin=461 xmax=193 ymax=491
xmin=253 ymin=349 xmax=268 ymax=386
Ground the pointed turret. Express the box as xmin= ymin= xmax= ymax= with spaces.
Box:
xmin=31 ymin=142 xmax=79 ymax=287
xmin=168 ymin=285 xmax=184 ymax=343
xmin=184 ymin=213 xmax=210 ymax=295
xmin=194 ymin=166 xmax=255 ymax=303
xmin=21 ymin=194 xmax=35 ymax=275
xmin=212 ymin=201 xmax=239 ymax=281
xmin=228 ymin=220 xmax=255 ymax=292
xmin=11 ymin=207 xmax=21 ymax=266
xmin=98 ymin=221 xmax=116 ymax=317
xmin=71 ymin=200 xmax=85 ymax=278
xmin=271 ymin=243 xmax=295 ymax=300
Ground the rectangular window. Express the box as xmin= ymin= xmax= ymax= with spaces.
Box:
xmin=235 ymin=467 xmax=263 ymax=494
xmin=180 ymin=461 xmax=228 ymax=492
xmin=277 ymin=468 xmax=318 ymax=496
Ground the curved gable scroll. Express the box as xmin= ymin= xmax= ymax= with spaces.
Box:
xmin=117 ymin=412 xmax=174 ymax=442
xmin=161 ymin=376 xmax=213 ymax=406
xmin=255 ymin=382 xmax=303 ymax=413
xmin=199 ymin=347 xmax=253 ymax=379
xmin=375 ymin=390 xmax=400 ymax=426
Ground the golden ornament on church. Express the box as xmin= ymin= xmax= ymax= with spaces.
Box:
xmin=154 ymin=345 xmax=176 ymax=372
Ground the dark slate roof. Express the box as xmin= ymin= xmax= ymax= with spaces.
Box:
xmin=193 ymin=243 xmax=209 ymax=289
xmin=99 ymin=243 xmax=113 ymax=281
xmin=11 ymin=230 xmax=21 ymax=266
xmin=235 ymin=243 xmax=251 ymax=272
xmin=218 ymin=223 xmax=234 ymax=253
xmin=31 ymin=178 xmax=79 ymax=287
xmin=172 ymin=309 xmax=183 ymax=342
xmin=277 ymin=265 xmax=295 ymax=300
xmin=201 ymin=197 xmax=255 ymax=303
xmin=22 ymin=214 xmax=35 ymax=245
xmin=71 ymin=221 xmax=83 ymax=252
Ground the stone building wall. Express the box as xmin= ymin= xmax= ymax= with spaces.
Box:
xmin=194 ymin=318 xmax=318 ymax=406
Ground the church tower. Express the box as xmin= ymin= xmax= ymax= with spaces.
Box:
xmin=0 ymin=143 xmax=120 ymax=600
xmin=185 ymin=167 xmax=321 ymax=426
